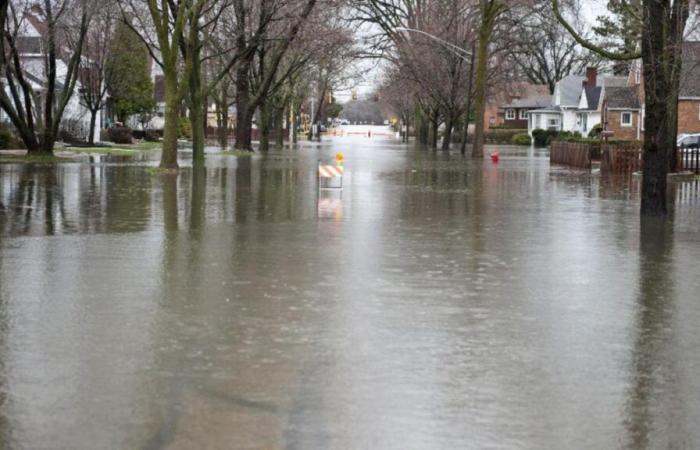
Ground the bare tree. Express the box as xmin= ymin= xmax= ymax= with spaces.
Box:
xmin=507 ymin=5 xmax=601 ymax=94
xmin=553 ymin=0 xmax=691 ymax=216
xmin=0 ymin=0 xmax=90 ymax=155
xmin=78 ymin=0 xmax=118 ymax=144
xmin=231 ymin=0 xmax=318 ymax=151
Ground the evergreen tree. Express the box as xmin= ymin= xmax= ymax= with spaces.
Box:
xmin=592 ymin=0 xmax=643 ymax=75
xmin=106 ymin=21 xmax=155 ymax=124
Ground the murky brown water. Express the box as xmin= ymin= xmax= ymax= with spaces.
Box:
xmin=1 ymin=136 xmax=700 ymax=449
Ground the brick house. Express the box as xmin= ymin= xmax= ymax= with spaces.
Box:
xmin=484 ymin=82 xmax=549 ymax=130
xmin=499 ymin=95 xmax=551 ymax=129
xmin=602 ymin=86 xmax=642 ymax=140
xmin=603 ymin=41 xmax=700 ymax=140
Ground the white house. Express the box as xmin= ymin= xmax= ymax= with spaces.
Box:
xmin=527 ymin=68 xmax=627 ymax=138
xmin=0 ymin=9 xmax=101 ymax=143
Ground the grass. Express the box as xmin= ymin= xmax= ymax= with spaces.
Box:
xmin=63 ymin=141 xmax=162 ymax=155
xmin=220 ymin=149 xmax=254 ymax=157
xmin=0 ymin=151 xmax=74 ymax=164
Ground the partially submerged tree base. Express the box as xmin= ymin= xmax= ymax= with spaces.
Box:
xmin=551 ymin=0 xmax=689 ymax=216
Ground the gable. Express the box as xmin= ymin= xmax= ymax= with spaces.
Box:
xmin=578 ymin=89 xmax=588 ymax=109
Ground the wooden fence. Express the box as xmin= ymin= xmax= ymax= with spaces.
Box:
xmin=552 ymin=140 xmax=699 ymax=175
xmin=549 ymin=141 xmax=594 ymax=169
xmin=600 ymin=142 xmax=643 ymax=174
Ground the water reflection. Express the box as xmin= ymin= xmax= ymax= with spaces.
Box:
xmin=1 ymin=142 xmax=700 ymax=448
xmin=624 ymin=218 xmax=679 ymax=448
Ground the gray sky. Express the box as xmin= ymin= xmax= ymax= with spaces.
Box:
xmin=336 ymin=0 xmax=611 ymax=102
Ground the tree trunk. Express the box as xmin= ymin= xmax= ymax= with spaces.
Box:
xmin=472 ymin=2 xmax=500 ymax=158
xmin=442 ymin=116 xmax=453 ymax=150
xmin=189 ymin=42 xmax=205 ymax=164
xmin=88 ymin=108 xmax=98 ymax=145
xmin=259 ymin=101 xmax=271 ymax=151
xmin=235 ymin=63 xmax=253 ymax=151
xmin=190 ymin=94 xmax=206 ymax=163
xmin=639 ymin=0 xmax=687 ymax=215
xmin=160 ymin=73 xmax=180 ymax=170
xmin=275 ymin=105 xmax=285 ymax=147
xmin=415 ymin=106 xmax=428 ymax=145
xmin=38 ymin=129 xmax=55 ymax=156
xmin=292 ymin=105 xmax=299 ymax=144
xmin=428 ymin=112 xmax=439 ymax=148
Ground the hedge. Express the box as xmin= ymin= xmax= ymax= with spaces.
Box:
xmin=465 ymin=128 xmax=528 ymax=144
xmin=511 ymin=133 xmax=531 ymax=145
xmin=107 ymin=126 xmax=133 ymax=144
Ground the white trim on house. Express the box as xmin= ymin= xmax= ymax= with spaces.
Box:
xmin=505 ymin=109 xmax=516 ymax=120
xmin=621 ymin=111 xmax=633 ymax=127
xmin=519 ymin=109 xmax=528 ymax=119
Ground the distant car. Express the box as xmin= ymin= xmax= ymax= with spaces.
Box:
xmin=678 ymin=133 xmax=700 ymax=150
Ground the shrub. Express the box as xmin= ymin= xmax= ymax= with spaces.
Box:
xmin=532 ymin=129 xmax=585 ymax=146
xmin=588 ymin=124 xmax=603 ymax=138
xmin=178 ymin=117 xmax=192 ymax=140
xmin=531 ymin=129 xmax=549 ymax=146
xmin=477 ymin=128 xmax=528 ymax=144
xmin=0 ymin=123 xmax=14 ymax=149
xmin=107 ymin=126 xmax=133 ymax=144
xmin=144 ymin=129 xmax=160 ymax=142
xmin=59 ymin=118 xmax=90 ymax=144
xmin=511 ymin=133 xmax=531 ymax=146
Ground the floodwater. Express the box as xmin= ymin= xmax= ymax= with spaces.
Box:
xmin=1 ymin=129 xmax=700 ymax=449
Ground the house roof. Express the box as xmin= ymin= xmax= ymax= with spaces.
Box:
xmin=606 ymin=86 xmax=641 ymax=109
xmin=557 ymin=75 xmax=586 ymax=106
xmin=503 ymin=94 xmax=552 ymax=109
xmin=584 ymin=86 xmax=603 ymax=110
xmin=526 ymin=105 xmax=564 ymax=114
xmin=601 ymin=76 xmax=628 ymax=88
xmin=680 ymin=41 xmax=700 ymax=97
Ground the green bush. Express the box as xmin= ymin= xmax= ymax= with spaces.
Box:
xmin=480 ymin=128 xmax=528 ymax=144
xmin=588 ymin=124 xmax=603 ymax=138
xmin=0 ymin=123 xmax=13 ymax=149
xmin=178 ymin=117 xmax=192 ymax=140
xmin=532 ymin=129 xmax=549 ymax=146
xmin=511 ymin=133 xmax=531 ymax=146
xmin=532 ymin=129 xmax=584 ymax=146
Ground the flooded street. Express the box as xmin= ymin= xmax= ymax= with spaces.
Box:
xmin=1 ymin=131 xmax=700 ymax=449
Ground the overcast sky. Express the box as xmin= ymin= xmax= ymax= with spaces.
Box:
xmin=336 ymin=1 xmax=611 ymax=102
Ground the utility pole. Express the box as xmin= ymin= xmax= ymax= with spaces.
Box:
xmin=461 ymin=42 xmax=476 ymax=155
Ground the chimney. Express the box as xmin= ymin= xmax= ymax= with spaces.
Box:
xmin=585 ymin=67 xmax=597 ymax=89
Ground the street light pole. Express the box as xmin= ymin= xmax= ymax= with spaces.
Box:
xmin=394 ymin=27 xmax=473 ymax=61
xmin=460 ymin=42 xmax=476 ymax=155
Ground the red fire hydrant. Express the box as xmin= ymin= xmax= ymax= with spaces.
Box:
xmin=490 ymin=151 xmax=500 ymax=163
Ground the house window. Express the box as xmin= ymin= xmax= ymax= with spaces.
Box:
xmin=547 ymin=118 xmax=560 ymax=130
xmin=506 ymin=109 xmax=515 ymax=120
xmin=520 ymin=109 xmax=528 ymax=120
xmin=621 ymin=112 xmax=632 ymax=127
xmin=576 ymin=113 xmax=588 ymax=132
xmin=535 ymin=114 xmax=542 ymax=129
